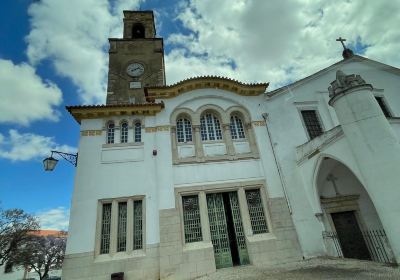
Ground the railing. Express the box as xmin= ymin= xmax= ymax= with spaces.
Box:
xmin=323 ymin=229 xmax=396 ymax=265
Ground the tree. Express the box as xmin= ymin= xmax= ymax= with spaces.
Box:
xmin=13 ymin=233 xmax=66 ymax=280
xmin=0 ymin=206 xmax=39 ymax=266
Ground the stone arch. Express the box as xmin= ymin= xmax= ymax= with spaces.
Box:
xmin=226 ymin=105 xmax=252 ymax=124
xmin=196 ymin=104 xmax=227 ymax=124
xmin=313 ymin=154 xmax=393 ymax=261
xmin=170 ymin=107 xmax=195 ymax=125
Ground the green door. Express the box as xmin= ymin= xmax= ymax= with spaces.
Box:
xmin=207 ymin=193 xmax=233 ymax=268
xmin=207 ymin=192 xmax=249 ymax=269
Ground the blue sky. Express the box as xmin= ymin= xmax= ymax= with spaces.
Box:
xmin=1 ymin=0 xmax=399 ymax=230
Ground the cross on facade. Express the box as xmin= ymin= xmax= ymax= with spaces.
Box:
xmin=336 ymin=37 xmax=347 ymax=50
xmin=326 ymin=173 xmax=341 ymax=196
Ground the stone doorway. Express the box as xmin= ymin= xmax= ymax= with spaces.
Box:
xmin=331 ymin=211 xmax=371 ymax=260
xmin=206 ymin=192 xmax=249 ymax=268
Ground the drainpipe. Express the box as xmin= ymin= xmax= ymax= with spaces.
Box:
xmin=262 ymin=113 xmax=292 ymax=214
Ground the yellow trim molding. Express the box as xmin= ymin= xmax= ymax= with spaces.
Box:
xmin=145 ymin=76 xmax=268 ymax=101
xmin=66 ymin=103 xmax=164 ymax=124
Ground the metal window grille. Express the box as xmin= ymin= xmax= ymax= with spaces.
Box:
xmin=100 ymin=203 xmax=112 ymax=254
xmin=133 ymin=200 xmax=143 ymax=250
xmin=375 ymin=97 xmax=392 ymax=117
xmin=182 ymin=195 xmax=203 ymax=243
xmin=200 ymin=113 xmax=222 ymax=141
xmin=301 ymin=110 xmax=323 ymax=140
xmin=120 ymin=122 xmax=128 ymax=143
xmin=177 ymin=118 xmax=193 ymax=143
xmin=134 ymin=122 xmax=141 ymax=143
xmin=107 ymin=122 xmax=115 ymax=144
xmin=245 ymin=189 xmax=268 ymax=234
xmin=117 ymin=202 xmax=127 ymax=252
xmin=230 ymin=115 xmax=246 ymax=140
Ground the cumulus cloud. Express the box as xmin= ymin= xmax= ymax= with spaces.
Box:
xmin=26 ymin=0 xmax=142 ymax=104
xmin=164 ymin=0 xmax=400 ymax=88
xmin=36 ymin=207 xmax=70 ymax=231
xmin=0 ymin=130 xmax=76 ymax=161
xmin=0 ymin=59 xmax=62 ymax=126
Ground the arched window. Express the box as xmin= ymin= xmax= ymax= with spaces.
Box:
xmin=200 ymin=113 xmax=222 ymax=141
xmin=176 ymin=118 xmax=193 ymax=143
xmin=134 ymin=122 xmax=141 ymax=142
xmin=120 ymin=121 xmax=128 ymax=143
xmin=230 ymin=115 xmax=246 ymax=140
xmin=107 ymin=121 xmax=115 ymax=144
xmin=132 ymin=24 xmax=145 ymax=38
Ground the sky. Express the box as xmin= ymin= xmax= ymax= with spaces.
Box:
xmin=1 ymin=0 xmax=400 ymax=230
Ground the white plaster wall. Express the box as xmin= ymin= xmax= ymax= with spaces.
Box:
xmin=66 ymin=88 xmax=288 ymax=256
xmin=262 ymin=59 xmax=400 ymax=258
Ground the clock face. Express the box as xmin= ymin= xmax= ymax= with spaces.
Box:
xmin=126 ymin=63 xmax=145 ymax=77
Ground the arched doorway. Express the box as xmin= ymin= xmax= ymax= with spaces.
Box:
xmin=315 ymin=157 xmax=394 ymax=263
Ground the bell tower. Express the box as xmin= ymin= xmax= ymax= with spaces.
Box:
xmin=106 ymin=11 xmax=165 ymax=105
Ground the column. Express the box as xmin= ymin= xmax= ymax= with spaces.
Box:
xmin=328 ymin=70 xmax=400 ymax=262
xmin=199 ymin=192 xmax=211 ymax=242
xmin=238 ymin=188 xmax=252 ymax=236
xmin=193 ymin=125 xmax=204 ymax=159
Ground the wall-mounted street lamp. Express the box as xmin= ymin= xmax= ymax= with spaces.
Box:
xmin=43 ymin=150 xmax=78 ymax=171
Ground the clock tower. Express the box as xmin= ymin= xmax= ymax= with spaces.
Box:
xmin=106 ymin=11 xmax=165 ymax=105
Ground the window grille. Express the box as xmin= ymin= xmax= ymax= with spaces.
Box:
xmin=200 ymin=113 xmax=222 ymax=141
xmin=134 ymin=122 xmax=141 ymax=142
xmin=230 ymin=115 xmax=246 ymax=140
xmin=120 ymin=122 xmax=128 ymax=143
xmin=107 ymin=122 xmax=115 ymax=144
xmin=245 ymin=189 xmax=268 ymax=234
xmin=301 ymin=110 xmax=323 ymax=140
xmin=117 ymin=202 xmax=127 ymax=252
xmin=375 ymin=97 xmax=391 ymax=117
xmin=177 ymin=118 xmax=193 ymax=143
xmin=100 ymin=203 xmax=112 ymax=254
xmin=133 ymin=200 xmax=143 ymax=250
xmin=182 ymin=195 xmax=203 ymax=243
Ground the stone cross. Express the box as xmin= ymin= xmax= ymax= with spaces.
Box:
xmin=336 ymin=37 xmax=347 ymax=50
xmin=326 ymin=173 xmax=341 ymax=196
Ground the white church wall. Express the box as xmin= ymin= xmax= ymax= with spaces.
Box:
xmin=262 ymin=59 xmax=400 ymax=259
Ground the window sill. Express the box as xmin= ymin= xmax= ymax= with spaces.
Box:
xmin=102 ymin=142 xmax=143 ymax=148
xmin=174 ymin=153 xmax=260 ymax=165
xmin=246 ymin=232 xmax=276 ymax=243
xmin=183 ymin=241 xmax=213 ymax=252
xmin=94 ymin=249 xmax=146 ymax=262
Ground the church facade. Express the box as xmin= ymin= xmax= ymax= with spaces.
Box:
xmin=62 ymin=11 xmax=400 ymax=280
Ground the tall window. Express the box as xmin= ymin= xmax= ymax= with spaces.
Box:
xmin=134 ymin=122 xmax=141 ymax=142
xmin=117 ymin=202 xmax=127 ymax=252
xmin=177 ymin=118 xmax=193 ymax=143
xmin=245 ymin=189 xmax=268 ymax=234
xmin=133 ymin=200 xmax=143 ymax=250
xmin=99 ymin=199 xmax=143 ymax=255
xmin=301 ymin=110 xmax=323 ymax=140
xmin=182 ymin=195 xmax=203 ymax=243
xmin=120 ymin=121 xmax=128 ymax=143
xmin=375 ymin=96 xmax=392 ymax=117
xmin=107 ymin=122 xmax=115 ymax=144
xmin=100 ymin=203 xmax=112 ymax=254
xmin=200 ymin=113 xmax=222 ymax=141
xmin=230 ymin=115 xmax=246 ymax=140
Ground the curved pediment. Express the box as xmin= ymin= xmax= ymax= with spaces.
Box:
xmin=145 ymin=76 xmax=268 ymax=102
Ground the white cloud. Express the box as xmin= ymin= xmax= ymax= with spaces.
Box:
xmin=0 ymin=59 xmax=62 ymax=126
xmin=165 ymin=0 xmax=400 ymax=89
xmin=36 ymin=207 xmax=70 ymax=231
xmin=26 ymin=0 xmax=142 ymax=104
xmin=0 ymin=129 xmax=76 ymax=161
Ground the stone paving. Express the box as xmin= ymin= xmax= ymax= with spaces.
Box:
xmin=197 ymin=258 xmax=400 ymax=280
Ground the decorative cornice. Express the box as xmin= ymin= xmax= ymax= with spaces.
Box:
xmin=66 ymin=103 xmax=164 ymax=124
xmin=328 ymin=70 xmax=373 ymax=106
xmin=145 ymin=76 xmax=268 ymax=101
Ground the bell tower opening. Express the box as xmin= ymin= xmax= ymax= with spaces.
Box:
xmin=132 ymin=23 xmax=145 ymax=39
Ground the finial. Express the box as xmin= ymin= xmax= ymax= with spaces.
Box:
xmin=336 ymin=37 xmax=354 ymax=59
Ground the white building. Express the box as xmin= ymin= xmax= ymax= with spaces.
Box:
xmin=62 ymin=11 xmax=400 ymax=280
